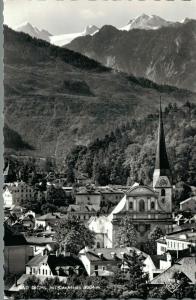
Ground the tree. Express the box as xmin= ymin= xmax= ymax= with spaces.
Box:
xmin=142 ymin=226 xmax=164 ymax=255
xmin=115 ymin=216 xmax=137 ymax=247
xmin=55 ymin=216 xmax=95 ymax=255
xmin=124 ymin=250 xmax=148 ymax=297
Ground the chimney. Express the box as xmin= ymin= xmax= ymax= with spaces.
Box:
xmin=111 ymin=252 xmax=116 ymax=259
xmin=15 ymin=275 xmax=18 ymax=287
xmin=98 ymin=252 xmax=103 ymax=259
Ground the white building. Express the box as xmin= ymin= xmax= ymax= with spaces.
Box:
xmin=3 ymin=181 xmax=42 ymax=208
xmin=157 ymin=228 xmax=196 ymax=255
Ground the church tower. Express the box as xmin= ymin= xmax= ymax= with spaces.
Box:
xmin=153 ymin=100 xmax=172 ymax=213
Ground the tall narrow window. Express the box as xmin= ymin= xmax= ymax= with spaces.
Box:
xmin=139 ymin=199 xmax=145 ymax=212
xmin=151 ymin=201 xmax=155 ymax=210
xmin=161 ymin=189 xmax=165 ymax=196
xmin=129 ymin=201 xmax=133 ymax=210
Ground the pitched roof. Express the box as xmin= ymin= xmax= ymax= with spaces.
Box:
xmin=36 ymin=213 xmax=66 ymax=221
xmin=26 ymin=254 xmax=48 ymax=267
xmin=150 ymin=256 xmax=196 ymax=285
xmin=108 ymin=195 xmax=127 ymax=220
xmin=48 ymin=254 xmax=84 ymax=275
xmin=126 ymin=185 xmax=157 ymax=197
xmin=150 ymin=254 xmax=167 ymax=269
xmin=81 ymin=247 xmax=148 ymax=262
xmin=155 ymin=100 xmax=171 ymax=174
xmin=180 ymin=196 xmax=196 ymax=205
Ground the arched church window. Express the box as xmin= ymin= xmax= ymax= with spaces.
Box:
xmin=97 ymin=242 xmax=101 ymax=248
xmin=139 ymin=199 xmax=145 ymax=212
xmin=151 ymin=202 xmax=155 ymax=210
xmin=129 ymin=201 xmax=133 ymax=210
xmin=161 ymin=189 xmax=165 ymax=197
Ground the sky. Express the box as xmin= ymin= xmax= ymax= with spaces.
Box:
xmin=3 ymin=0 xmax=196 ymax=35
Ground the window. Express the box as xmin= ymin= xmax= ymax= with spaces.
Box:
xmin=45 ymin=270 xmax=47 ymax=275
xmin=97 ymin=242 xmax=101 ymax=248
xmin=139 ymin=199 xmax=145 ymax=212
xmin=129 ymin=202 xmax=133 ymax=210
xmin=161 ymin=189 xmax=165 ymax=197
xmin=151 ymin=202 xmax=155 ymax=209
xmin=43 ymin=269 xmax=44 ymax=275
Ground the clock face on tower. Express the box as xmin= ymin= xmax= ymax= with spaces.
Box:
xmin=159 ymin=178 xmax=168 ymax=187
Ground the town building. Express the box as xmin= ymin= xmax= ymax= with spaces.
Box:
xmin=67 ymin=204 xmax=100 ymax=221
xmin=75 ymin=187 xmax=102 ymax=206
xmin=79 ymin=247 xmax=147 ymax=276
xmin=35 ymin=212 xmax=67 ymax=230
xmin=3 ymin=181 xmax=43 ymax=208
xmin=156 ymin=227 xmax=196 ymax=255
xmin=79 ymin=247 xmax=171 ymax=280
xmin=143 ymin=252 xmax=172 ymax=280
xmin=25 ymin=253 xmax=85 ymax=277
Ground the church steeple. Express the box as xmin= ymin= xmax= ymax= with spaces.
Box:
xmin=153 ymin=99 xmax=171 ymax=187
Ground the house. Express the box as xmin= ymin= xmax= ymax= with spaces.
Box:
xmin=3 ymin=181 xmax=40 ymax=208
xmin=35 ymin=212 xmax=67 ymax=230
xmin=79 ymin=247 xmax=147 ymax=277
xmin=25 ymin=236 xmax=58 ymax=257
xmin=150 ymin=256 xmax=196 ymax=285
xmin=143 ymin=252 xmax=172 ymax=280
xmin=180 ymin=196 xmax=196 ymax=213
xmin=99 ymin=186 xmax=124 ymax=207
xmin=67 ymin=204 xmax=100 ymax=221
xmin=4 ymin=224 xmax=33 ymax=275
xmin=75 ymin=187 xmax=102 ymax=206
xmin=157 ymin=227 xmax=196 ymax=255
xmin=26 ymin=253 xmax=85 ymax=277
xmin=75 ymin=173 xmax=91 ymax=186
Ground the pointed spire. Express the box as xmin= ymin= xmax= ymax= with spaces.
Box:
xmin=155 ymin=98 xmax=170 ymax=172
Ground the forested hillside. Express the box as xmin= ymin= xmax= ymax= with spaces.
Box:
xmin=64 ymin=102 xmax=196 ymax=187
xmin=4 ymin=26 xmax=196 ymax=159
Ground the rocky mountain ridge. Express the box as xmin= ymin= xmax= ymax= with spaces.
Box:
xmin=67 ymin=19 xmax=196 ymax=92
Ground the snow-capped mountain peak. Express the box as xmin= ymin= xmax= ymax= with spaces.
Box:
xmin=84 ymin=25 xmax=99 ymax=35
xmin=120 ymin=14 xmax=172 ymax=31
xmin=14 ymin=21 xmax=51 ymax=41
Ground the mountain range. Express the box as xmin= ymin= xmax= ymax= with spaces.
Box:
xmin=14 ymin=15 xmax=196 ymax=92
xmin=4 ymin=25 xmax=196 ymax=161
xmin=14 ymin=14 xmax=186 ymax=45
xmin=67 ymin=19 xmax=196 ymax=92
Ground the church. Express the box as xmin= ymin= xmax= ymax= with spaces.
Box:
xmin=88 ymin=102 xmax=174 ymax=247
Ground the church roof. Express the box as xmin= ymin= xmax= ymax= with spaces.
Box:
xmin=155 ymin=100 xmax=170 ymax=173
xmin=108 ymin=195 xmax=127 ymax=220
xmin=126 ymin=185 xmax=158 ymax=197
